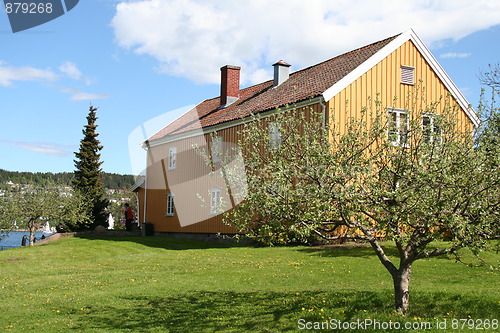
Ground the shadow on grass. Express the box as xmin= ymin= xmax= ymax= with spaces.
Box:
xmin=73 ymin=232 xmax=253 ymax=251
xmin=68 ymin=290 xmax=499 ymax=332
xmin=74 ymin=234 xmax=397 ymax=259
xmin=73 ymin=234 xmax=404 ymax=260
xmin=410 ymin=291 xmax=500 ymax=318
xmin=298 ymin=243 xmax=399 ymax=259
xmin=69 ymin=290 xmax=389 ymax=332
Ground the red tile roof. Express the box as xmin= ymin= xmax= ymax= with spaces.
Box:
xmin=149 ymin=33 xmax=399 ymax=141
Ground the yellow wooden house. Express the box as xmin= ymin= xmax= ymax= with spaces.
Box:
xmin=132 ymin=29 xmax=479 ymax=238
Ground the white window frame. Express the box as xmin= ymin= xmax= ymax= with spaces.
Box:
xmin=269 ymin=122 xmax=282 ymax=150
xmin=168 ymin=147 xmax=177 ymax=170
xmin=211 ymin=136 xmax=223 ymax=163
xmin=387 ymin=108 xmax=410 ymax=147
xmin=209 ymin=188 xmax=221 ymax=215
xmin=401 ymin=65 xmax=415 ymax=85
xmin=166 ymin=193 xmax=175 ymax=216
xmin=422 ymin=114 xmax=443 ymax=144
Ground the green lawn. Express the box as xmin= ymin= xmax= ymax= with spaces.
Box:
xmin=0 ymin=234 xmax=498 ymax=332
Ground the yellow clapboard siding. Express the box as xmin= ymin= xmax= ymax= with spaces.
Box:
xmin=140 ymin=38 xmax=474 ymax=235
xmin=326 ymin=40 xmax=473 ymax=133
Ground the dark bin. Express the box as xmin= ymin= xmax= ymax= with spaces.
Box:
xmin=142 ymin=222 xmax=154 ymax=236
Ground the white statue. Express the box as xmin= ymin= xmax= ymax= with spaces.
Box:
xmin=108 ymin=213 xmax=115 ymax=230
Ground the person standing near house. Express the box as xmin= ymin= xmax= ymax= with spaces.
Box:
xmin=124 ymin=203 xmax=134 ymax=231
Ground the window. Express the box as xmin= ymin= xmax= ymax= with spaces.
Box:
xmin=422 ymin=114 xmax=442 ymax=144
xmin=211 ymin=136 xmax=222 ymax=163
xmin=387 ymin=108 xmax=409 ymax=146
xmin=168 ymin=147 xmax=176 ymax=170
xmin=269 ymin=122 xmax=282 ymax=149
xmin=401 ymin=66 xmax=415 ymax=85
xmin=166 ymin=193 xmax=175 ymax=216
xmin=210 ymin=188 xmax=221 ymax=215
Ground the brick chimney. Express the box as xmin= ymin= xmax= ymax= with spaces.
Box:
xmin=273 ymin=60 xmax=291 ymax=86
xmin=220 ymin=65 xmax=241 ymax=107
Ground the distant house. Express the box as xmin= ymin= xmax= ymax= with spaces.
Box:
xmin=133 ymin=29 xmax=479 ymax=237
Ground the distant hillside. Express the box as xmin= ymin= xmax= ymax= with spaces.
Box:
xmin=0 ymin=169 xmax=135 ymax=190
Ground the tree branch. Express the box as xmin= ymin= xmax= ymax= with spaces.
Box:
xmin=415 ymin=244 xmax=461 ymax=260
xmin=368 ymin=238 xmax=397 ymax=275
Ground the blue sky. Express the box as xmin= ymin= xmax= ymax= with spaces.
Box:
xmin=1 ymin=0 xmax=499 ymax=176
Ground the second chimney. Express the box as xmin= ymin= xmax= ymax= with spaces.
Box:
xmin=273 ymin=60 xmax=291 ymax=86
xmin=220 ymin=65 xmax=241 ymax=107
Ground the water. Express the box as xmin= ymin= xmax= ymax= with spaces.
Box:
xmin=0 ymin=231 xmax=55 ymax=250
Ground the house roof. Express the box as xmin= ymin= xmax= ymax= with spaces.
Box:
xmin=148 ymin=34 xmax=399 ymax=143
xmin=147 ymin=29 xmax=478 ymax=145
xmin=130 ymin=175 xmax=145 ymax=191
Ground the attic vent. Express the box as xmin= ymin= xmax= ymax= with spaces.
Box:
xmin=401 ymin=66 xmax=415 ymax=85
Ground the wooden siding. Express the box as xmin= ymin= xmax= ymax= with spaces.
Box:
xmin=145 ymin=129 xmax=238 ymax=233
xmin=326 ymin=40 xmax=473 ymax=133
xmin=143 ymin=102 xmax=324 ymax=234
xmin=140 ymin=40 xmax=475 ymax=235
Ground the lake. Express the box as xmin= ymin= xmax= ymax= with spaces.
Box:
xmin=0 ymin=231 xmax=55 ymax=250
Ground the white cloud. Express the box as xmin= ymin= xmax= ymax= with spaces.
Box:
xmin=70 ymin=92 xmax=110 ymax=101
xmin=440 ymin=52 xmax=472 ymax=59
xmin=59 ymin=61 xmax=83 ymax=80
xmin=0 ymin=140 xmax=75 ymax=157
xmin=0 ymin=62 xmax=57 ymax=87
xmin=59 ymin=61 xmax=93 ymax=85
xmin=0 ymin=60 xmax=107 ymax=102
xmin=61 ymin=87 xmax=110 ymax=101
xmin=111 ymin=0 xmax=500 ymax=85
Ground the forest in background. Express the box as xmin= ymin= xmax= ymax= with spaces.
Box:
xmin=0 ymin=169 xmax=135 ymax=190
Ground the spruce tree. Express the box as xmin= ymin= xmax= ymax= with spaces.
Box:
xmin=73 ymin=106 xmax=108 ymax=228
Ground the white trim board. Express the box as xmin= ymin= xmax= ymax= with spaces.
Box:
xmin=322 ymin=29 xmax=480 ymax=128
xmin=145 ymin=97 xmax=324 ymax=148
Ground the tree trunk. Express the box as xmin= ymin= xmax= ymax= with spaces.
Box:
xmin=368 ymin=239 xmax=413 ymax=314
xmin=392 ymin=264 xmax=412 ymax=314
xmin=28 ymin=221 xmax=36 ymax=246
xmin=29 ymin=226 xmax=36 ymax=246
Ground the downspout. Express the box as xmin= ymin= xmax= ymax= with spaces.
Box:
xmin=143 ymin=174 xmax=147 ymax=224
xmin=319 ymin=96 xmax=327 ymax=129
xmin=134 ymin=191 xmax=140 ymax=228
xmin=142 ymin=140 xmax=150 ymax=224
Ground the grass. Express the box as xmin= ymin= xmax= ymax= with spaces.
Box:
xmin=0 ymin=234 xmax=498 ymax=332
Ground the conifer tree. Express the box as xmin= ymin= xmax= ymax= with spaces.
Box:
xmin=73 ymin=106 xmax=108 ymax=228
